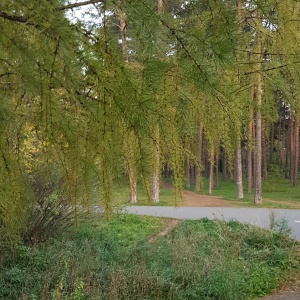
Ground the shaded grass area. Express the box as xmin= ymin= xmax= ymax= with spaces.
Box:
xmin=1 ymin=214 xmax=299 ymax=299
xmin=91 ymin=173 xmax=300 ymax=209
xmin=93 ymin=183 xmax=181 ymax=207
xmin=185 ymin=174 xmax=300 ymax=209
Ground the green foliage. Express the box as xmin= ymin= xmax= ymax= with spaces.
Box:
xmin=2 ymin=0 xmax=300 ymax=252
xmin=0 ymin=216 xmax=298 ymax=299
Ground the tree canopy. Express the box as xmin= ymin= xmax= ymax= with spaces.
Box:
xmin=1 ymin=0 xmax=300 ymax=245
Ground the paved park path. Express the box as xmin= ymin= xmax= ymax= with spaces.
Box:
xmin=124 ymin=205 xmax=300 ymax=300
xmin=125 ymin=206 xmax=300 ymax=241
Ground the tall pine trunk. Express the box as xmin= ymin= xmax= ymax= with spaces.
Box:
xmin=222 ymin=148 xmax=227 ymax=181
xmin=128 ymin=167 xmax=137 ymax=204
xmin=281 ymin=115 xmax=286 ymax=171
xmin=269 ymin=123 xmax=275 ymax=167
xmin=293 ymin=116 xmax=299 ymax=186
xmin=151 ymin=127 xmax=160 ymax=203
xmin=195 ymin=123 xmax=203 ymax=192
xmin=290 ymin=117 xmax=294 ymax=183
xmin=291 ymin=116 xmax=299 ymax=186
xmin=151 ymin=0 xmax=164 ymax=203
xmin=185 ymin=156 xmax=191 ymax=188
xmin=208 ymin=145 xmax=214 ymax=195
xmin=254 ymin=9 xmax=263 ymax=204
xmin=119 ymin=7 xmax=137 ymax=203
xmin=235 ymin=0 xmax=243 ymax=199
xmin=262 ymin=126 xmax=268 ymax=180
xmin=215 ymin=154 xmax=219 ymax=188
xmin=236 ymin=140 xmax=244 ymax=199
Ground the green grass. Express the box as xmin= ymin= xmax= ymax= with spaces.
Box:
xmin=184 ymin=174 xmax=300 ymax=209
xmin=1 ymin=214 xmax=299 ymax=299
xmin=90 ymin=173 xmax=300 ymax=210
xmin=91 ymin=182 xmax=180 ymax=207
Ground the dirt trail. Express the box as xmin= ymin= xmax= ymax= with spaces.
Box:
xmin=148 ymin=219 xmax=181 ymax=243
xmin=180 ymin=189 xmax=235 ymax=207
xmin=163 ymin=183 xmax=236 ymax=207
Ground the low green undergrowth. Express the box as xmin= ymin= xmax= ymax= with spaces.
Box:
xmin=1 ymin=215 xmax=299 ymax=299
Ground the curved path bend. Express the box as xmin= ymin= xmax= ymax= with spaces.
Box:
xmin=125 ymin=206 xmax=300 ymax=241
xmin=124 ymin=206 xmax=300 ymax=300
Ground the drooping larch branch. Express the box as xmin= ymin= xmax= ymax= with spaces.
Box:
xmin=57 ymin=0 xmax=104 ymax=11
xmin=0 ymin=1 xmax=105 ymax=25
xmin=0 ymin=11 xmax=33 ymax=25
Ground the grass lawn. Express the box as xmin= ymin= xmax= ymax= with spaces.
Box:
xmin=206 ymin=175 xmax=300 ymax=209
xmin=91 ymin=174 xmax=300 ymax=209
xmin=2 ymin=176 xmax=299 ymax=299
xmin=1 ymin=214 xmax=299 ymax=299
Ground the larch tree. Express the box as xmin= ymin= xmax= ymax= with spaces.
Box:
xmin=5 ymin=0 xmax=300 ymax=245
xmin=235 ymin=0 xmax=244 ymax=200
xmin=253 ymin=3 xmax=263 ymax=204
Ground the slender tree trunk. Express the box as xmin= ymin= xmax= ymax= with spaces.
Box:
xmin=222 ymin=148 xmax=227 ymax=181
xmin=236 ymin=139 xmax=244 ymax=199
xmin=242 ymin=148 xmax=246 ymax=177
xmin=151 ymin=172 xmax=160 ymax=203
xmin=236 ymin=0 xmax=244 ymax=197
xmin=293 ymin=116 xmax=299 ymax=186
xmin=185 ymin=156 xmax=191 ymax=188
xmin=215 ymin=155 xmax=219 ymax=188
xmin=124 ymin=132 xmax=138 ymax=204
xmin=119 ymin=10 xmax=129 ymax=63
xmin=195 ymin=123 xmax=203 ymax=192
xmin=157 ymin=0 xmax=163 ymax=13
xmin=269 ymin=123 xmax=274 ymax=167
xmin=252 ymin=118 xmax=256 ymax=182
xmin=208 ymin=145 xmax=214 ymax=195
xmin=191 ymin=165 xmax=195 ymax=183
xmin=281 ymin=116 xmax=286 ymax=171
xmin=151 ymin=127 xmax=160 ymax=203
xmin=151 ymin=0 xmax=164 ymax=203
xmin=290 ymin=117 xmax=294 ymax=183
xmin=286 ymin=123 xmax=290 ymax=179
xmin=163 ymin=163 xmax=171 ymax=181
xmin=262 ymin=127 xmax=268 ymax=180
xmin=276 ymin=116 xmax=282 ymax=166
xmin=233 ymin=153 xmax=237 ymax=182
xmin=119 ymin=8 xmax=137 ymax=203
xmin=205 ymin=147 xmax=209 ymax=179
xmin=185 ymin=134 xmax=191 ymax=188
xmin=290 ymin=116 xmax=299 ymax=186
xmin=128 ymin=168 xmax=137 ymax=203
xmin=254 ymin=10 xmax=263 ymax=204
xmin=254 ymin=110 xmax=262 ymax=203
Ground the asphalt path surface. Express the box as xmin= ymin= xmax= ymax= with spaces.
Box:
xmin=124 ymin=206 xmax=300 ymax=241
xmin=124 ymin=206 xmax=300 ymax=299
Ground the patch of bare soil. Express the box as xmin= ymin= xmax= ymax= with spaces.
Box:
xmin=259 ymin=286 xmax=300 ymax=300
xmin=180 ymin=189 xmax=236 ymax=207
xmin=148 ymin=219 xmax=181 ymax=243
xmin=163 ymin=182 xmax=236 ymax=207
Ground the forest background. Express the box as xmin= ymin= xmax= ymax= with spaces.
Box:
xmin=1 ymin=0 xmax=300 ymax=246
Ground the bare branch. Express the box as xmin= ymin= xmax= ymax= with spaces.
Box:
xmin=0 ymin=11 xmax=33 ymax=25
xmin=0 ymin=72 xmax=15 ymax=77
xmin=244 ymin=64 xmax=288 ymax=75
xmin=0 ymin=1 xmax=104 ymax=25
xmin=57 ymin=0 xmax=104 ymax=11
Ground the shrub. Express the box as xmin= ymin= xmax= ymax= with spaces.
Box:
xmin=21 ymin=168 xmax=78 ymax=245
